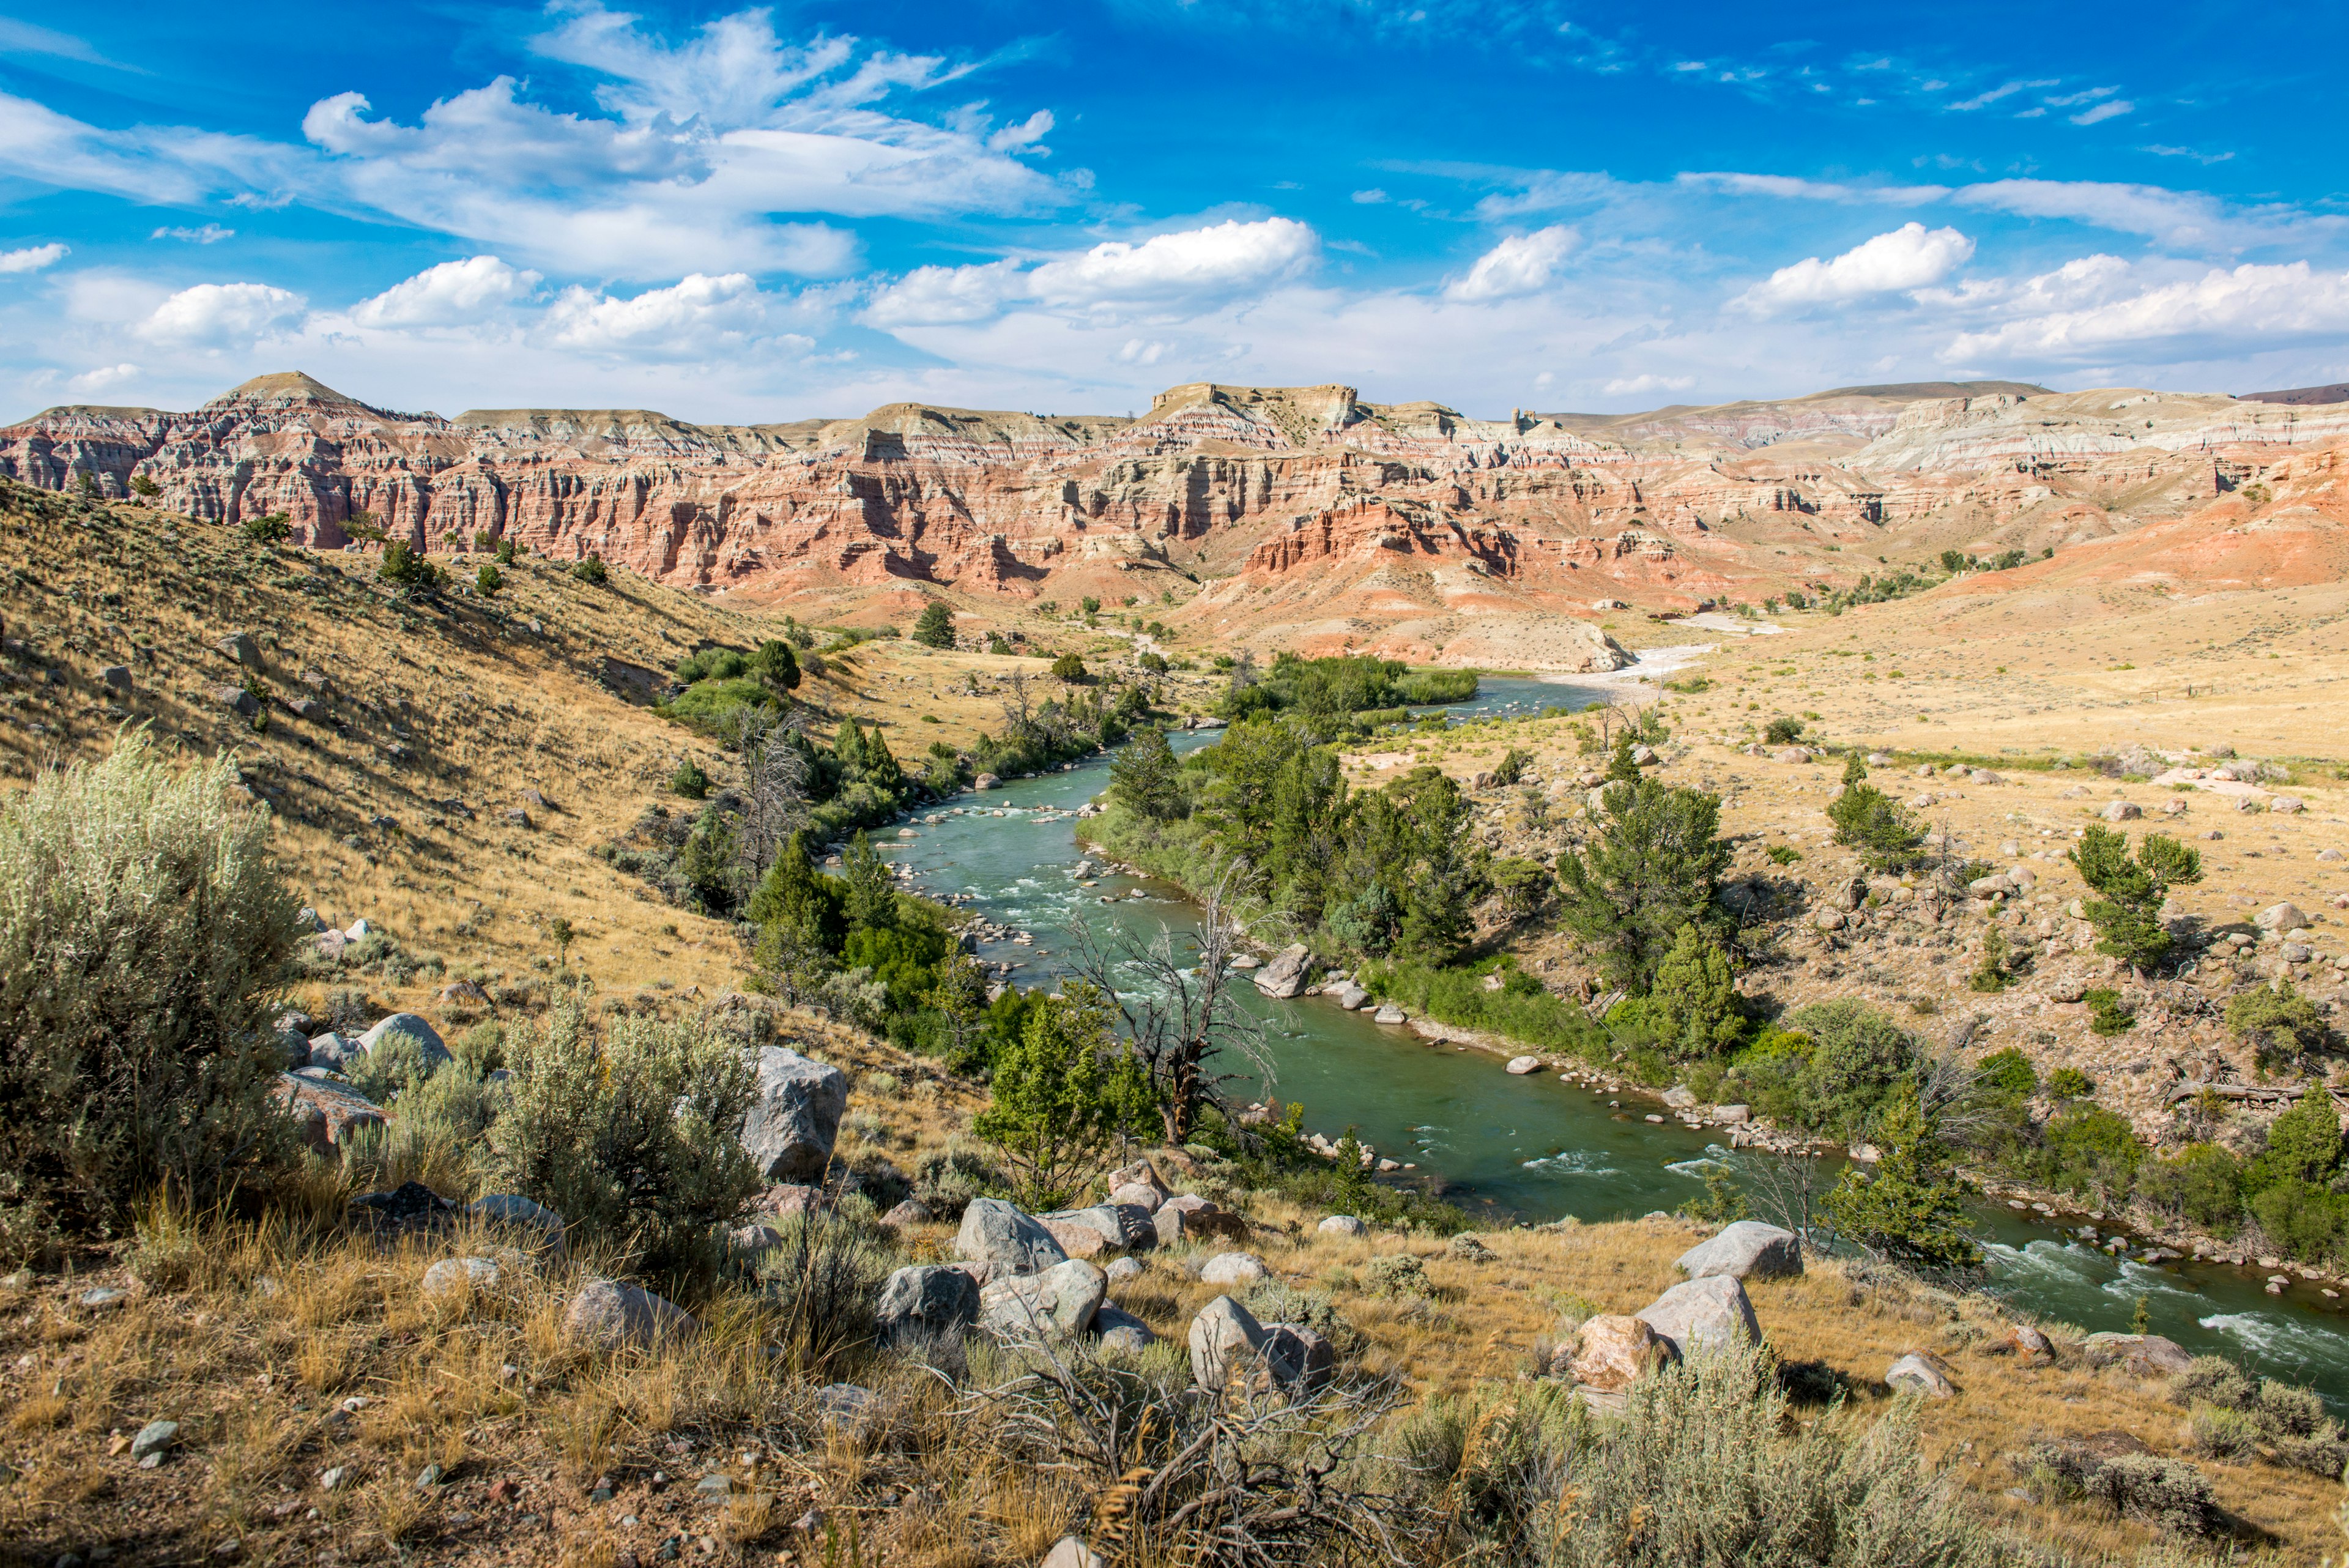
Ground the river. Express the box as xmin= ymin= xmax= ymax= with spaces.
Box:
xmin=877 ymin=677 xmax=2349 ymax=1400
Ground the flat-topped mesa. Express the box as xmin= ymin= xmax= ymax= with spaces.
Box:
xmin=809 ymin=403 xmax=1132 ymax=466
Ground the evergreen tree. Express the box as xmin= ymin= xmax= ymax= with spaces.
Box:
xmin=1109 ymin=726 xmax=1185 ymax=822
xmin=746 ymin=830 xmax=846 ymax=951
xmin=1649 ymin=923 xmax=1745 ymax=1054
xmin=841 ymin=831 xmax=897 ymax=932
xmin=1827 ymin=753 xmax=1928 ymax=871
xmin=911 ymin=601 xmax=956 ymax=649
xmin=752 ymin=638 xmax=800 ymax=691
xmin=971 ymin=984 xmax=1149 ymax=1209
xmin=2068 ymin=825 xmax=2203 ymax=972
xmin=1822 ymin=1083 xmax=1981 ymax=1271
xmin=1556 ymin=778 xmax=1735 ymax=991
xmin=1605 ymin=730 xmax=1641 ymax=784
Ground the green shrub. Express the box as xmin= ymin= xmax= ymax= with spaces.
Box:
xmin=0 ymin=731 xmax=305 ymax=1253
xmin=2227 ymin=981 xmax=2330 ymax=1067
xmin=342 ymin=1060 xmax=500 ymax=1197
xmin=2250 ymin=1178 xmax=2345 ymax=1263
xmin=2139 ymin=1143 xmax=2245 ymax=1233
xmin=242 ymin=511 xmax=291 ymax=544
xmin=475 ymin=562 xmax=502 ymax=596
xmin=1764 ymin=716 xmax=1804 ymax=744
xmin=347 ymin=1028 xmax=443 ymax=1104
xmin=1648 ymin=923 xmax=1744 ymax=1055
xmin=2068 ymin=825 xmax=2202 ymax=972
xmin=1050 ymin=652 xmax=1088 ymax=683
xmin=2047 ymin=1066 xmax=2092 ymax=1099
xmin=571 ymin=554 xmax=609 ymax=585
xmin=2032 ymin=1102 xmax=2145 ymax=1200
xmin=1365 ymin=1252 xmax=1428 ymax=1297
xmin=481 ymin=1000 xmax=760 ymax=1285
xmin=2082 ymin=987 xmax=2135 ymax=1035
xmin=379 ymin=540 xmax=443 ymax=593
xmin=670 ymin=758 xmax=710 ymax=799
xmin=1974 ymin=1047 xmax=2036 ymax=1102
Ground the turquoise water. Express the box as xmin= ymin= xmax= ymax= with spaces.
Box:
xmin=877 ymin=681 xmax=2349 ymax=1400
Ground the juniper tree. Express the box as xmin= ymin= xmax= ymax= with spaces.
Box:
xmin=1110 ymin=726 xmax=1185 ymax=822
xmin=1556 ymin=778 xmax=1735 ymax=992
xmin=1822 ymin=1083 xmax=1981 ymax=1271
xmin=2067 ymin=824 xmax=2203 ymax=972
xmin=1827 ymin=755 xmax=1928 ymax=871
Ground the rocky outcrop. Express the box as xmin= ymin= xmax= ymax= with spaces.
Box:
xmin=740 ymin=1047 xmax=850 ymax=1182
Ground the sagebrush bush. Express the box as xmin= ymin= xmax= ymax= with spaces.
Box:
xmin=0 ymin=730 xmax=305 ymax=1252
xmin=481 ymin=1000 xmax=760 ymax=1285
xmin=342 ymin=1060 xmax=502 ymax=1198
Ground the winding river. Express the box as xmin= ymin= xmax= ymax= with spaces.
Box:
xmin=878 ymin=678 xmax=2349 ymax=1400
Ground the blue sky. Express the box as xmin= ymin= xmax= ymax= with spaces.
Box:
xmin=2 ymin=0 xmax=2345 ymax=423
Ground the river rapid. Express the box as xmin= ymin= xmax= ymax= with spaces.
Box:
xmin=877 ymin=677 xmax=2349 ymax=1401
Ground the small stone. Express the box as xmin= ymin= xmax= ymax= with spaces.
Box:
xmin=320 ymin=1466 xmax=347 ymax=1491
xmin=1886 ymin=1352 xmax=1958 ymax=1399
xmin=1039 ymin=1537 xmax=1106 ymax=1568
xmin=79 ymin=1287 xmax=127 ymax=1308
xmin=2099 ymin=801 xmax=2142 ymax=822
xmin=1371 ymin=1004 xmax=1407 ymax=1025
xmin=1506 ymin=1055 xmax=1542 ymax=1074
xmin=695 ymin=1473 xmax=732 ymax=1497
xmin=130 ymin=1420 xmax=179 ymax=1461
xmin=416 ymin=1463 xmax=445 ymax=1488
xmin=1318 ymin=1215 xmax=1367 ymax=1237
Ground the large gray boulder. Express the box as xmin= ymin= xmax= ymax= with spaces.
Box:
xmin=979 ymin=1258 xmax=1106 ymax=1338
xmin=1093 ymin=1303 xmax=1156 ymax=1354
xmin=1261 ymin=1324 xmax=1335 ymax=1392
xmin=358 ymin=1014 xmax=451 ymax=1074
xmin=562 ymin=1278 xmax=698 ymax=1350
xmin=1189 ymin=1295 xmax=1267 ymax=1389
xmin=1039 ymin=1203 xmax=1154 ymax=1255
xmin=957 ymin=1197 xmax=1069 ymax=1275
xmin=876 ymin=1265 xmax=981 ymax=1342
xmin=1674 ymin=1221 xmax=1803 ymax=1282
xmin=740 ymin=1047 xmax=850 ymax=1181
xmin=306 ymin=1032 xmax=362 ymax=1073
xmin=1635 ymin=1275 xmax=1761 ymax=1356
xmin=1253 ymin=944 xmax=1312 ymax=1000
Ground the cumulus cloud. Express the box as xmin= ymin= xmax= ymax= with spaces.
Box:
xmin=67 ymin=362 xmax=141 ymax=396
xmin=349 ymin=256 xmax=541 ymax=328
xmin=0 ymin=242 xmax=67 ymax=273
xmin=1944 ymin=260 xmax=2349 ymax=363
xmin=1445 ymin=226 xmax=1578 ymax=302
xmin=864 ymin=218 xmax=1318 ymax=326
xmin=1732 ymin=223 xmax=1974 ymax=313
xmin=138 ymin=281 xmax=305 ymax=346
xmin=544 ymin=271 xmax=808 ymax=358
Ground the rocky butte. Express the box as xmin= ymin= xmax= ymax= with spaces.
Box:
xmin=6 ymin=371 xmax=2347 ymax=671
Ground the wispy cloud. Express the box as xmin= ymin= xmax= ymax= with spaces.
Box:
xmin=0 ymin=242 xmax=69 ymax=273
xmin=151 ymin=224 xmax=234 ymax=244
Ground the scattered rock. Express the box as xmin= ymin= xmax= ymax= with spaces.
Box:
xmin=875 ymin=1266 xmax=981 ymax=1342
xmin=1261 ymin=1324 xmax=1335 ymax=1392
xmin=740 ymin=1047 xmax=850 ymax=1181
xmin=1332 ymin=982 xmax=1371 ymax=1010
xmin=2083 ymin=1333 xmax=2195 ymax=1377
xmin=2100 ymin=801 xmax=2143 ymax=822
xmin=1996 ymin=1324 xmax=2054 ymax=1365
xmin=1039 ymin=1537 xmax=1106 ymax=1568
xmin=1661 ymin=1085 xmax=1697 ymax=1109
xmin=2256 ymin=902 xmax=2312 ymax=935
xmin=80 ymin=1287 xmax=127 ymax=1308
xmin=957 ymin=1198 xmax=1070 ymax=1275
xmin=1506 ymin=1055 xmax=1542 ymax=1075
xmin=1674 ymin=1221 xmax=1803 ymax=1282
xmin=1199 ymin=1252 xmax=1268 ymax=1287
xmin=1886 ymin=1352 xmax=1958 ymax=1399
xmin=210 ymin=685 xmax=258 ymax=718
xmin=882 ymin=1199 xmax=933 ymax=1228
xmin=1318 ymin=1215 xmax=1367 ymax=1237
xmin=1253 ymin=943 xmax=1312 ymax=1000
xmin=979 ymin=1258 xmax=1107 ymax=1338
xmin=1104 ymin=1257 xmax=1143 ymax=1285
xmin=1105 ymin=1182 xmax=1164 ymax=1213
xmin=1634 ymin=1275 xmax=1761 ymax=1356
xmin=1188 ymin=1296 xmax=1267 ymax=1389
xmin=563 ymin=1278 xmax=699 ymax=1350
xmin=358 ymin=1014 xmax=451 ymax=1073
xmin=467 ymin=1194 xmax=566 ymax=1257
xmin=100 ymin=664 xmax=132 ymax=691
xmin=1105 ymin=1159 xmax=1173 ymax=1205
xmin=215 ymin=631 xmax=262 ymax=669
xmin=1093 ymin=1304 xmax=1157 ymax=1354
xmin=272 ymin=1073 xmax=385 ymax=1152
xmin=1371 ymin=1004 xmax=1407 ymax=1025
xmin=1565 ymin=1315 xmax=1675 ymax=1392
xmin=130 ymin=1420 xmax=179 ymax=1461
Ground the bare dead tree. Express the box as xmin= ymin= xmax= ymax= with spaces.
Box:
xmin=1743 ymin=1150 xmax=1836 ymax=1252
xmin=724 ymin=705 xmax=810 ymax=879
xmin=1000 ymin=669 xmax=1038 ymax=741
xmin=1064 ymin=858 xmax=1275 ymax=1144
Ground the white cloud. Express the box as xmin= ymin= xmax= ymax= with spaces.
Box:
xmin=1949 ymin=78 xmax=2054 ymax=111
xmin=1604 ymin=372 xmax=1696 ymax=396
xmin=544 ymin=272 xmax=807 ymax=359
xmin=150 ymin=224 xmax=234 ymax=244
xmin=66 ymin=362 xmax=141 ymax=396
xmin=987 ymin=110 xmax=1053 ymax=153
xmin=1352 ymin=188 xmax=1390 ymax=204
xmin=865 ymin=218 xmax=1319 ymax=326
xmin=349 ymin=256 xmax=541 ymax=328
xmin=0 ymin=242 xmax=67 ymax=272
xmin=138 ymin=281 xmax=305 ymax=346
xmin=1445 ymin=226 xmax=1578 ymax=302
xmin=2071 ymin=100 xmax=2134 ymax=126
xmin=1677 ymin=171 xmax=1953 ymax=204
xmin=1945 ymin=260 xmax=2349 ymax=363
xmin=1732 ymin=223 xmax=1974 ymax=313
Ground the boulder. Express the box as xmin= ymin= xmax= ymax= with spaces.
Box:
xmin=875 ymin=1265 xmax=981 ymax=1342
xmin=1715 ymin=1104 xmax=1751 ymax=1125
xmin=216 ymin=631 xmax=263 ymax=669
xmin=1104 ymin=1256 xmax=1144 ymax=1285
xmin=1261 ymin=1324 xmax=1335 ymax=1392
xmin=957 ymin=1198 xmax=1069 ymax=1275
xmin=1674 ymin=1221 xmax=1803 ymax=1282
xmin=740 ymin=1047 xmax=850 ymax=1181
xmin=466 ymin=1194 xmax=566 ymax=1257
xmin=563 ymin=1278 xmax=698 ymax=1350
xmin=273 ymin=1024 xmax=313 ymax=1068
xmin=1566 ymin=1315 xmax=1675 ymax=1392
xmin=2099 ymin=801 xmax=2143 ymax=822
xmin=882 ymin=1198 xmax=935 ymax=1228
xmin=1772 ymin=746 xmax=1811 ymax=765
xmin=1041 ymin=1203 xmax=1154 ymax=1254
xmin=1106 ymin=1181 xmax=1165 ymax=1213
xmin=421 ymin=1256 xmax=505 ymax=1302
xmin=1042 ymin=1220 xmax=1108 ymax=1260
xmin=305 ymin=1032 xmax=361 ymax=1072
xmin=1253 ymin=943 xmax=1312 ymax=1000
xmin=1040 ymin=1538 xmax=1106 ymax=1568
xmin=1885 ymin=1351 xmax=1958 ymax=1399
xmin=271 ymin=1073 xmax=384 ymax=1152
xmin=1093 ymin=1304 xmax=1156 ymax=1354
xmin=1188 ymin=1295 xmax=1267 ymax=1389
xmin=1332 ymin=983 xmax=1371 ymax=1011
xmin=2083 ymin=1333 xmax=2195 ymax=1377
xmin=980 ymin=1258 xmax=1106 ymax=1338
xmin=130 ymin=1419 xmax=179 ymax=1462
xmin=1634 ymin=1275 xmax=1761 ymax=1356
xmin=358 ymin=1014 xmax=452 ymax=1074
xmin=1507 ymin=1055 xmax=1542 ymax=1075
xmin=100 ymin=664 xmax=133 ymax=692
xmin=1200 ymin=1252 xmax=1268 ymax=1287
xmin=1661 ymin=1085 xmax=1697 ymax=1109
xmin=211 ymin=684 xmax=258 ymax=717
xmin=2256 ymin=902 xmax=2312 ymax=935
xmin=729 ymin=1224 xmax=785 ymax=1256
xmin=1105 ymin=1159 xmax=1173 ymax=1204
xmin=1371 ymin=1004 xmax=1407 ymax=1025
xmin=1997 ymin=1323 xmax=2054 ymax=1365
xmin=1318 ymin=1215 xmax=1367 ymax=1238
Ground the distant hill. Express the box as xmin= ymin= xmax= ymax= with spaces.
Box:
xmin=2236 ymin=383 xmax=2349 ymax=407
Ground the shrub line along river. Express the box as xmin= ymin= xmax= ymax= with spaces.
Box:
xmin=874 ymin=675 xmax=2349 ymax=1401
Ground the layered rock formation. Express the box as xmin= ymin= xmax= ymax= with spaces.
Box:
xmin=4 ymin=371 xmax=2341 ymax=667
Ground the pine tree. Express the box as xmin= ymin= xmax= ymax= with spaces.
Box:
xmin=1822 ymin=1083 xmax=1981 ymax=1270
xmin=1556 ymin=778 xmax=1735 ymax=991
xmin=1649 ymin=923 xmax=1744 ymax=1054
xmin=1109 ymin=726 xmax=1184 ymax=822
xmin=971 ymin=984 xmax=1148 ymax=1209
xmin=841 ymin=831 xmax=897 ymax=931
xmin=911 ymin=601 xmax=956 ymax=649
xmin=1827 ymin=752 xmax=1928 ymax=870
xmin=2068 ymin=825 xmax=2203 ymax=972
